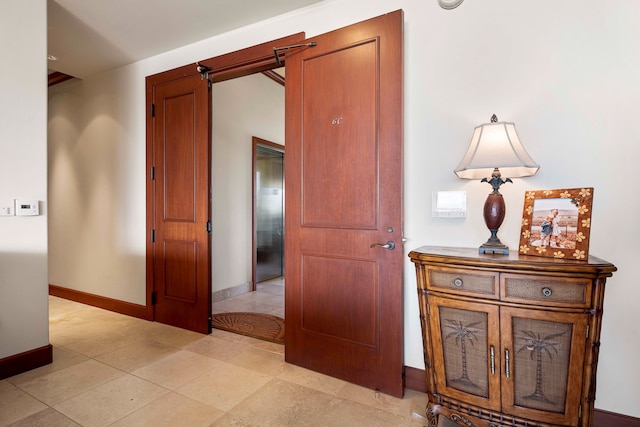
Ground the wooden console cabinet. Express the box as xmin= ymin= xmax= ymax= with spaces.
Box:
xmin=408 ymin=246 xmax=616 ymax=427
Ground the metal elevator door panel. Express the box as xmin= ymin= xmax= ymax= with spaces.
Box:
xmin=256 ymin=145 xmax=284 ymax=282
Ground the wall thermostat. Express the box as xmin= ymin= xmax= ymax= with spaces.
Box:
xmin=15 ymin=199 xmax=39 ymax=216
xmin=432 ymin=191 xmax=466 ymax=218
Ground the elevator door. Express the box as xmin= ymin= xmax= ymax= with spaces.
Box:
xmin=255 ymin=140 xmax=284 ymax=283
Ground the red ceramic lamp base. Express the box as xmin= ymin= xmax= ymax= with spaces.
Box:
xmin=479 ymin=191 xmax=509 ymax=255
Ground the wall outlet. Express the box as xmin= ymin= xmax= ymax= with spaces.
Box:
xmin=0 ymin=205 xmax=14 ymax=216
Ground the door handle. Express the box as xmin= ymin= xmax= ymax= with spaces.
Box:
xmin=370 ymin=241 xmax=395 ymax=250
xmin=505 ymin=349 xmax=511 ymax=378
xmin=490 ymin=345 xmax=495 ymax=375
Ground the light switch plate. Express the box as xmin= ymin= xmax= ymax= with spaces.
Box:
xmin=15 ymin=199 xmax=39 ymax=216
xmin=432 ymin=191 xmax=466 ymax=218
xmin=0 ymin=205 xmax=14 ymax=216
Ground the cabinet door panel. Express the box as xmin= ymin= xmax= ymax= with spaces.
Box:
xmin=501 ymin=307 xmax=587 ymax=425
xmin=429 ymin=296 xmax=501 ymax=411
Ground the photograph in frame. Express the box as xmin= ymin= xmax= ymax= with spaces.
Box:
xmin=518 ymin=188 xmax=594 ymax=259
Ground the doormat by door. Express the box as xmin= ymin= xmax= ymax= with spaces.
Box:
xmin=211 ymin=312 xmax=284 ymax=344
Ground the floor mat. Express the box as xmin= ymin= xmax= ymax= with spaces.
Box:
xmin=211 ymin=312 xmax=284 ymax=344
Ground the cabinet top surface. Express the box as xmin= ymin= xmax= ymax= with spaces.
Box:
xmin=408 ymin=246 xmax=616 ymax=276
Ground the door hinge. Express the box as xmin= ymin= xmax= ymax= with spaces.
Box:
xmin=151 ymin=229 xmax=155 ymax=243
xmin=150 ymin=166 xmax=155 ymax=180
xmin=151 ymin=291 xmax=157 ymax=305
xmin=206 ymin=220 xmax=212 ymax=234
xmin=150 ymin=103 xmax=155 ymax=117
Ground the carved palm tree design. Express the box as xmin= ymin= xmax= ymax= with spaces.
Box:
xmin=516 ymin=330 xmax=566 ymax=403
xmin=444 ymin=319 xmax=482 ymax=388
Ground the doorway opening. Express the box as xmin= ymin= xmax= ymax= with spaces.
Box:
xmin=209 ymin=74 xmax=285 ymax=322
xmin=253 ymin=138 xmax=285 ymax=285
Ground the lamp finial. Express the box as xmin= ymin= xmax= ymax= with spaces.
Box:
xmin=481 ymin=168 xmax=513 ymax=193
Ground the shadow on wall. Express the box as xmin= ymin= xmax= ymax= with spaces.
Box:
xmin=0 ymin=251 xmax=49 ymax=359
xmin=0 ymin=251 xmax=48 ymax=289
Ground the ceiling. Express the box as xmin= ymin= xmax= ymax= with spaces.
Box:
xmin=47 ymin=0 xmax=322 ymax=79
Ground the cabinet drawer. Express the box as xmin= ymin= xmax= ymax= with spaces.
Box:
xmin=427 ymin=267 xmax=499 ymax=299
xmin=501 ymin=274 xmax=592 ymax=307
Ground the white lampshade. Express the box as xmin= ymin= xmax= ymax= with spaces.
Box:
xmin=454 ymin=117 xmax=539 ymax=180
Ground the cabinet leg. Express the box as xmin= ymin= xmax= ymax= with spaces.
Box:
xmin=426 ymin=405 xmax=439 ymax=427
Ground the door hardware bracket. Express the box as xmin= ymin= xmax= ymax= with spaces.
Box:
xmin=196 ymin=62 xmax=213 ymax=80
xmin=273 ymin=42 xmax=317 ymax=66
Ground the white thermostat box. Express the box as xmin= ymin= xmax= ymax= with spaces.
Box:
xmin=432 ymin=191 xmax=466 ymax=218
xmin=15 ymin=199 xmax=39 ymax=216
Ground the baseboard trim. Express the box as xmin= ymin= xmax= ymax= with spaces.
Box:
xmin=0 ymin=344 xmax=52 ymax=380
xmin=404 ymin=366 xmax=640 ymax=426
xmin=593 ymin=409 xmax=640 ymax=427
xmin=49 ymin=284 xmax=151 ymax=320
xmin=404 ymin=365 xmax=427 ymax=393
xmin=212 ymin=282 xmax=252 ymax=303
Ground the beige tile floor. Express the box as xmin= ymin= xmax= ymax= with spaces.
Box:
xmin=1 ymin=289 xmax=428 ymax=426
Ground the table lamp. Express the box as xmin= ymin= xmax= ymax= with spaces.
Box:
xmin=454 ymin=114 xmax=539 ymax=254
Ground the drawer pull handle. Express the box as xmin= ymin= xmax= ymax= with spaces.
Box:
xmin=542 ymin=287 xmax=553 ymax=297
xmin=453 ymin=278 xmax=463 ymax=287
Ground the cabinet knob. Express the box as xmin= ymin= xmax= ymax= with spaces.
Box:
xmin=453 ymin=278 xmax=463 ymax=287
xmin=542 ymin=287 xmax=553 ymax=297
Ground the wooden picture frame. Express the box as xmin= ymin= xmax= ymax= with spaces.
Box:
xmin=518 ymin=188 xmax=594 ymax=259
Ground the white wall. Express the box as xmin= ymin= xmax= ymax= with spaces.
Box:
xmin=46 ymin=0 xmax=640 ymax=417
xmin=48 ymin=63 xmax=284 ymax=302
xmin=211 ymin=74 xmax=285 ymax=293
xmin=0 ymin=0 xmax=49 ymax=359
xmin=48 ymin=68 xmax=147 ymax=303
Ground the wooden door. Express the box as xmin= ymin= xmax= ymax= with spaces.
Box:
xmin=284 ymin=10 xmax=405 ymax=397
xmin=150 ymin=75 xmax=212 ymax=334
xmin=500 ymin=307 xmax=587 ymax=426
xmin=429 ymin=295 xmax=502 ymax=411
